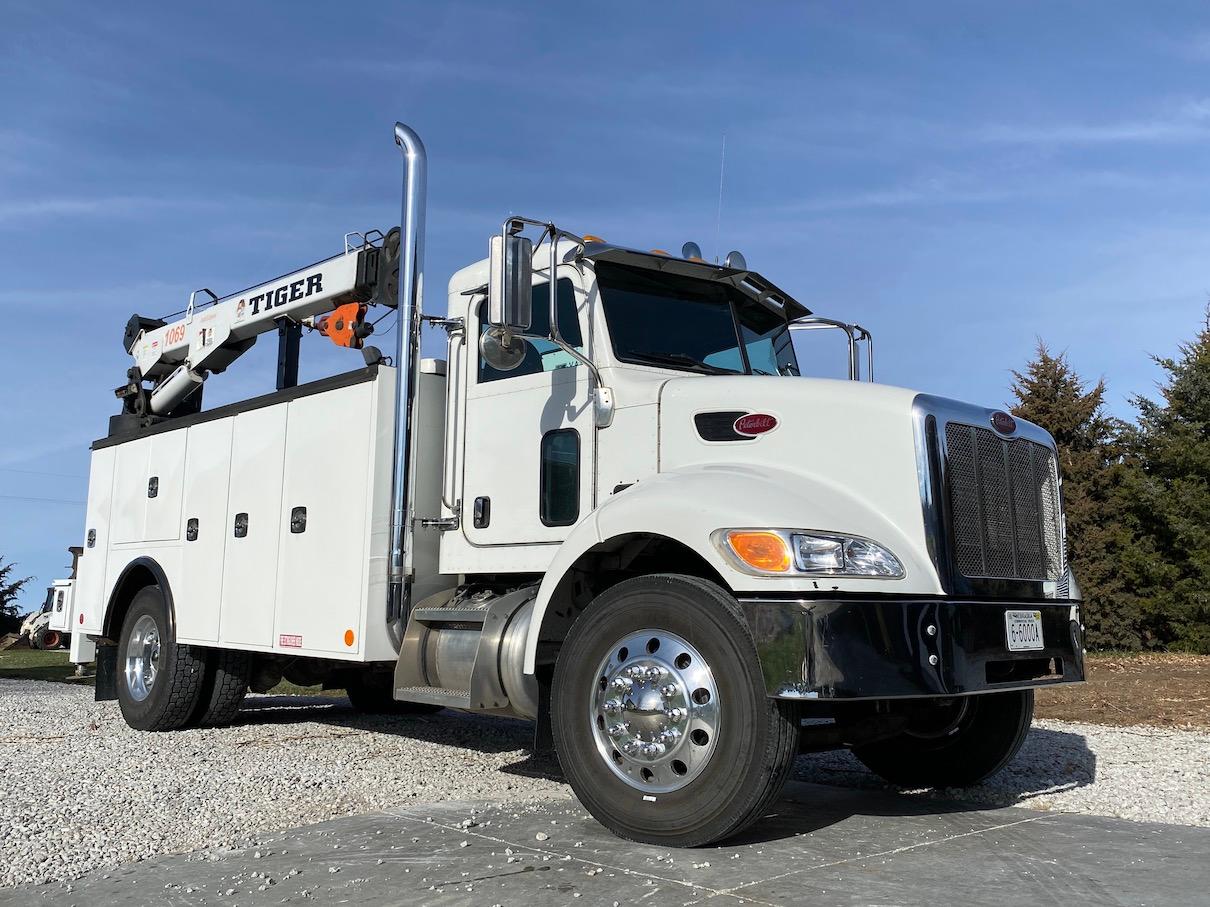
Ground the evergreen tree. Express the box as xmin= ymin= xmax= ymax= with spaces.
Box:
xmin=1124 ymin=307 xmax=1210 ymax=653
xmin=0 ymin=556 xmax=34 ymax=635
xmin=1010 ymin=343 xmax=1140 ymax=649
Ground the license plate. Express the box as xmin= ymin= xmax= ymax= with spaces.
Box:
xmin=1005 ymin=610 xmax=1044 ymax=651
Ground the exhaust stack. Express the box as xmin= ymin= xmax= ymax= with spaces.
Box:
xmin=388 ymin=122 xmax=427 ymax=641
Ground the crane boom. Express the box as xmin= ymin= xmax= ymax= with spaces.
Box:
xmin=117 ymin=229 xmax=399 ymax=421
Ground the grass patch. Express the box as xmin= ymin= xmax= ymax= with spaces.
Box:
xmin=0 ymin=649 xmax=81 ymax=683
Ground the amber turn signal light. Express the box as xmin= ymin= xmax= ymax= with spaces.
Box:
xmin=726 ymin=531 xmax=791 ymax=573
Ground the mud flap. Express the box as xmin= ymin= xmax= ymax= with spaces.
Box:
xmin=94 ymin=644 xmax=118 ymax=701
xmin=532 ymin=666 xmax=553 ymax=755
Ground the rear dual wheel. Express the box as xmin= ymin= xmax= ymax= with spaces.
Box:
xmin=116 ymin=586 xmax=249 ymax=730
xmin=552 ymin=574 xmax=800 ymax=847
xmin=117 ymin=586 xmax=208 ymax=731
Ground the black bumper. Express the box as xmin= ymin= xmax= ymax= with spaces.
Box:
xmin=739 ymin=596 xmax=1085 ymax=699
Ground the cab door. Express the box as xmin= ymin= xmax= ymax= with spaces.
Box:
xmin=460 ymin=273 xmax=593 ymax=546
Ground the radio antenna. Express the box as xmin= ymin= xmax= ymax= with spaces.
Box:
xmin=714 ymin=133 xmax=727 ymax=264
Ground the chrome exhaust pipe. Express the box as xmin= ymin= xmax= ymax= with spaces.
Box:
xmin=387 ymin=122 xmax=427 ymax=645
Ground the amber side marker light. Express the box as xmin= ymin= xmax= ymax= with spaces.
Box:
xmin=344 ymin=629 xmax=355 ymax=647
xmin=726 ymin=531 xmax=792 ymax=573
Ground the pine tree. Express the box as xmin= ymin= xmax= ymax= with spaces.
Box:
xmin=1123 ymin=307 xmax=1210 ymax=653
xmin=0 ymin=556 xmax=34 ymax=635
xmin=1010 ymin=343 xmax=1140 ymax=649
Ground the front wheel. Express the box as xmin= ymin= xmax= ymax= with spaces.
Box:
xmin=850 ymin=690 xmax=1034 ymax=788
xmin=552 ymin=574 xmax=800 ymax=847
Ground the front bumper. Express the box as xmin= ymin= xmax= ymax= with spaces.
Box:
xmin=739 ymin=596 xmax=1084 ymax=699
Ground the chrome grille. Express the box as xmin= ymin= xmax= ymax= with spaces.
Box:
xmin=944 ymin=423 xmax=1063 ymax=581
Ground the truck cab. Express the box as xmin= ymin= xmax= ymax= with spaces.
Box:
xmin=73 ymin=123 xmax=1083 ymax=848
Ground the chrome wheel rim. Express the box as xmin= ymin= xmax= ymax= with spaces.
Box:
xmin=590 ymin=629 xmax=720 ymax=793
xmin=124 ymin=614 xmax=161 ymax=702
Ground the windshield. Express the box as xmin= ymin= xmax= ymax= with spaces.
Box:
xmin=595 ymin=262 xmax=800 ymax=376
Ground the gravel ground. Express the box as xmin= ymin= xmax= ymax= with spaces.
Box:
xmin=796 ymin=717 xmax=1210 ymax=828
xmin=2 ymin=679 xmax=1208 ymax=889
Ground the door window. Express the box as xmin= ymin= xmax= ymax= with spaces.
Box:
xmin=539 ymin=429 xmax=580 ymax=526
xmin=478 ymin=279 xmax=582 ymax=383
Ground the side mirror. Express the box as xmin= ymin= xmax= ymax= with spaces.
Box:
xmin=488 ymin=233 xmax=533 ymax=331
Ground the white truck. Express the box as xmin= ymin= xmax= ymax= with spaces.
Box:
xmin=73 ymin=122 xmax=1083 ymax=846
xmin=21 ymin=548 xmax=94 ymax=668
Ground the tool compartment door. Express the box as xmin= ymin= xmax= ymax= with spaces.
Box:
xmin=177 ymin=417 xmax=234 ymax=643
xmin=144 ymin=430 xmax=187 ymax=542
xmin=273 ymin=381 xmax=372 ymax=656
xmin=75 ymin=446 xmax=115 ymax=633
xmin=219 ymin=405 xmax=287 ymax=648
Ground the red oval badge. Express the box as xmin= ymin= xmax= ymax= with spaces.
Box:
xmin=990 ymin=411 xmax=1017 ymax=435
xmin=734 ymin=413 xmax=778 ymax=437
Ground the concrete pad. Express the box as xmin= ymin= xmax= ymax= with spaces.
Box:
xmin=9 ymin=781 xmax=1208 ymax=906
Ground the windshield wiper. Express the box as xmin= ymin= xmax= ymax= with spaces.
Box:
xmin=625 ymin=352 xmax=741 ymax=375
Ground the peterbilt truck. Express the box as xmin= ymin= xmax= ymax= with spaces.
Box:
xmin=73 ymin=122 xmax=1083 ymax=846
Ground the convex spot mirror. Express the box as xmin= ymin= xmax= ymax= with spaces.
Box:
xmin=488 ymin=233 xmax=533 ymax=331
xmin=480 ymin=326 xmax=527 ymax=372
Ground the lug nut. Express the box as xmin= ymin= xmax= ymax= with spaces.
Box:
xmin=611 ymin=676 xmax=632 ymax=690
xmin=603 ymin=698 xmax=621 ymax=714
xmin=928 ymin=654 xmax=939 ymax=666
xmin=641 ymin=742 xmax=665 ymax=757
xmin=663 ymin=707 xmax=686 ymax=721
xmin=660 ymin=728 xmax=681 ymax=744
xmin=926 ymin=625 xmax=937 ymax=637
xmin=645 ymin=666 xmax=664 ymax=680
xmin=660 ymin=684 xmax=678 ymax=697
xmin=627 ymin=665 xmax=648 ymax=679
xmin=608 ymin=722 xmax=627 ymax=738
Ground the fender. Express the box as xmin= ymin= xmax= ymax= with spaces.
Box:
xmin=102 ymin=555 xmax=177 ymax=642
xmin=522 ymin=463 xmax=943 ymax=673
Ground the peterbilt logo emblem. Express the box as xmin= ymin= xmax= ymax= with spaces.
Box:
xmin=734 ymin=413 xmax=778 ymax=437
xmin=991 ymin=411 xmax=1017 ymax=434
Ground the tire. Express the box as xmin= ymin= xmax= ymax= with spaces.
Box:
xmin=191 ymin=648 xmax=251 ymax=727
xmin=31 ymin=626 xmax=50 ymax=650
xmin=850 ymin=690 xmax=1034 ymax=788
xmin=42 ymin=630 xmax=62 ymax=650
xmin=551 ymin=573 xmax=800 ymax=847
xmin=116 ymin=586 xmax=209 ymax=731
xmin=346 ymin=671 xmax=442 ymax=715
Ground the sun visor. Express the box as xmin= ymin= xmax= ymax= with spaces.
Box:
xmin=581 ymin=243 xmax=811 ymax=319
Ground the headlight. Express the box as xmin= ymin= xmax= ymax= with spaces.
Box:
xmin=715 ymin=529 xmax=904 ymax=578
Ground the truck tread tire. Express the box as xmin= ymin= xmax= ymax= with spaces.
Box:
xmin=116 ymin=585 xmax=209 ymax=732
xmin=346 ymin=672 xmax=442 ymax=715
xmin=850 ymin=690 xmax=1034 ymax=788
xmin=551 ymin=573 xmax=801 ymax=848
xmin=32 ymin=626 xmax=50 ymax=650
xmin=192 ymin=648 xmax=251 ymax=727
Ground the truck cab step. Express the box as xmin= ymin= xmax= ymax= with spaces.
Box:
xmin=393 ymin=685 xmax=471 ymax=709
xmin=409 ymin=606 xmax=489 ymax=626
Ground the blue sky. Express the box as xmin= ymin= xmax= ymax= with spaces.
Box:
xmin=3 ymin=1 xmax=1210 ymax=608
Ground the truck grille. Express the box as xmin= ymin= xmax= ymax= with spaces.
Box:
xmin=943 ymin=423 xmax=1063 ymax=582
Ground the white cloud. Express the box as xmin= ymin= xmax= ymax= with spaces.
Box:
xmin=977 ymin=98 xmax=1210 ymax=146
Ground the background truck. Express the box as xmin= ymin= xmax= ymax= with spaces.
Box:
xmin=18 ymin=548 xmax=94 ymax=669
xmin=72 ymin=122 xmax=1084 ymax=846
